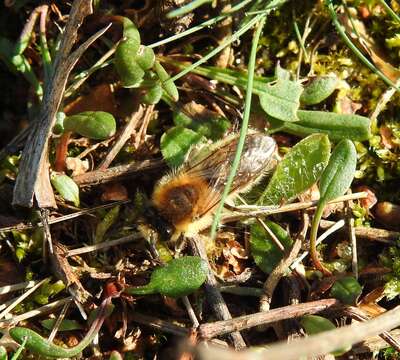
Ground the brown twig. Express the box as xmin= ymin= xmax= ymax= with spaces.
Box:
xmin=99 ymin=106 xmax=145 ymax=170
xmin=73 ymin=158 xmax=166 ymax=186
xmin=12 ymin=0 xmax=110 ymax=208
xmin=188 ymin=235 xmax=247 ymax=350
xmin=198 ymin=298 xmax=340 ymax=340
xmin=319 ymin=219 xmax=398 ymax=244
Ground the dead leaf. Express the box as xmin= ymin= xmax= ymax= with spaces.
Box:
xmin=380 ymin=125 xmax=396 ymax=149
xmin=101 ymin=183 xmax=129 ymax=202
xmin=65 ymin=157 xmax=89 ymax=176
xmin=64 ymin=84 xmax=117 ymax=116
xmin=354 ymin=185 xmax=377 ymax=210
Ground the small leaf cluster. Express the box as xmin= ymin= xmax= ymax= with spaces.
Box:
xmin=114 ymin=18 xmax=178 ymax=104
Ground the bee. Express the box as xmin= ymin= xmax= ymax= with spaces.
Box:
xmin=152 ymin=131 xmax=277 ymax=240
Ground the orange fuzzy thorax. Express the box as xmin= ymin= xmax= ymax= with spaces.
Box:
xmin=152 ymin=172 xmax=212 ymax=234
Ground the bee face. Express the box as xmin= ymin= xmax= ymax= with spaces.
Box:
xmin=152 ymin=131 xmax=277 ymax=238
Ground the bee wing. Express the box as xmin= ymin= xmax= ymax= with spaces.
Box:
xmin=183 ymin=132 xmax=276 ymax=217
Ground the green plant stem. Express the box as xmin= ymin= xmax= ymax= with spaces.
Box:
xmin=169 ymin=13 xmax=264 ymax=83
xmin=166 ymin=0 xmax=212 ymax=19
xmin=124 ymin=284 xmax=157 ymax=296
xmin=209 ymin=16 xmax=266 ymax=240
xmin=378 ymin=0 xmax=400 ymax=24
xmin=309 ymin=204 xmax=332 ymax=276
xmin=149 ymin=0 xmax=253 ymax=49
xmin=11 ymin=336 xmax=27 ymax=360
xmin=10 ymin=297 xmax=111 ymax=358
xmin=325 ymin=0 xmax=399 ymax=91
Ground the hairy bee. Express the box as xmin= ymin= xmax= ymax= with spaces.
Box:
xmin=152 ymin=131 xmax=277 ymax=239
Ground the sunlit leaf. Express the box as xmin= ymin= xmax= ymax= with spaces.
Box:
xmin=51 ymin=174 xmax=80 ymax=207
xmin=329 ymin=276 xmax=362 ymax=305
xmin=250 ymin=221 xmax=293 ymax=274
xmin=160 ymin=126 xmax=203 ymax=167
xmin=300 ymin=75 xmax=338 ymax=105
xmin=259 ymin=134 xmax=331 ymax=205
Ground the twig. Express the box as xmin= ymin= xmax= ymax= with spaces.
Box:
xmin=345 ymin=193 xmax=358 ymax=279
xmin=12 ymin=0 xmax=108 ymax=208
xmin=221 ymin=192 xmax=368 ymax=223
xmin=0 ymin=200 xmax=130 ymax=233
xmin=99 ymin=106 xmax=145 ymax=170
xmin=341 ymin=306 xmax=400 ymax=352
xmin=130 ymin=312 xmax=189 ymax=337
xmin=48 ymin=300 xmax=71 ymax=342
xmin=353 ymin=329 xmax=400 ymax=354
xmin=40 ymin=208 xmax=53 ymax=259
xmin=66 ymin=233 xmax=142 ymax=257
xmin=259 ymin=237 xmax=302 ymax=312
xmin=198 ymin=298 xmax=340 ymax=339
xmin=188 ymin=235 xmax=247 ymax=350
xmin=0 ymin=277 xmax=50 ymax=320
xmin=133 ymin=104 xmax=154 ymax=149
xmin=0 ymin=280 xmax=38 ymax=295
xmin=0 ymin=297 xmax=73 ymax=327
xmin=73 ymin=159 xmax=166 ymax=186
xmin=197 ymin=305 xmax=400 ymax=360
xmin=319 ymin=219 xmax=399 ymax=244
xmin=182 ymin=296 xmax=200 ymax=328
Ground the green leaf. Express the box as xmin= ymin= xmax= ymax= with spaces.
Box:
xmin=309 ymin=139 xmax=358 ymax=275
xmin=300 ymin=75 xmax=338 ymax=105
xmin=160 ymin=126 xmax=203 ymax=167
xmin=114 ymin=39 xmax=145 ymax=88
xmin=125 ymin=256 xmax=208 ymax=298
xmin=319 ymin=139 xmax=357 ymax=203
xmin=173 ymin=106 xmax=230 ymax=141
xmin=300 ymin=315 xmax=351 ymax=356
xmin=135 ymin=45 xmax=155 ymax=71
xmin=259 ymin=75 xmax=303 ymax=122
xmin=141 ymin=82 xmax=163 ymax=105
xmin=122 ymin=18 xmax=140 ymax=50
xmin=154 ymin=61 xmax=179 ymax=101
xmin=259 ymin=134 xmax=331 ymax=205
xmin=268 ymin=110 xmax=371 ymax=142
xmin=95 ymin=206 xmax=120 ymax=243
xmin=250 ymin=221 xmax=293 ymax=273
xmin=51 ymin=175 xmax=80 ymax=207
xmin=64 ymin=111 xmax=116 ymax=140
xmin=329 ymin=276 xmax=362 ymax=305
xmin=41 ymin=319 xmax=83 ymax=332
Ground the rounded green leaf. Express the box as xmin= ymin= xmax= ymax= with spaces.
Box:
xmin=141 ymin=82 xmax=163 ymax=105
xmin=122 ymin=17 xmax=140 ymax=51
xmin=250 ymin=221 xmax=293 ymax=273
xmin=154 ymin=61 xmax=179 ymax=101
xmin=259 ymin=77 xmax=303 ymax=122
xmin=64 ymin=111 xmax=116 ymax=140
xmin=270 ymin=110 xmax=371 ymax=142
xmin=115 ymin=39 xmax=145 ymax=88
xmin=160 ymin=126 xmax=203 ymax=167
xmin=300 ymin=75 xmax=338 ymax=105
xmin=135 ymin=45 xmax=155 ymax=71
xmin=300 ymin=315 xmax=351 ymax=356
xmin=125 ymin=256 xmax=208 ymax=298
xmin=51 ymin=175 xmax=80 ymax=207
xmin=259 ymin=134 xmax=331 ymax=205
xmin=329 ymin=276 xmax=362 ymax=305
xmin=319 ymin=139 xmax=357 ymax=203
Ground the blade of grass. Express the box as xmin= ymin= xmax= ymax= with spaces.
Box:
xmin=325 ymin=0 xmax=399 ymax=91
xmin=166 ymin=0 xmax=212 ymax=19
xmin=149 ymin=0 xmax=253 ymax=49
xmin=378 ymin=0 xmax=400 ymax=25
xmin=209 ymin=15 xmax=266 ymax=240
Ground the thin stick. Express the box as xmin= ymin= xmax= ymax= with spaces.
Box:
xmin=199 ymin=298 xmax=340 ymax=339
xmin=0 ymin=200 xmax=130 ymax=233
xmin=260 ymin=238 xmax=302 ymax=312
xmin=0 ymin=280 xmax=38 ymax=295
xmin=189 ymin=236 xmax=246 ymax=350
xmin=66 ymin=233 xmax=142 ymax=257
xmin=48 ymin=300 xmax=71 ymax=342
xmin=99 ymin=106 xmax=145 ymax=170
xmin=346 ymin=196 xmax=358 ymax=279
xmin=289 ymin=220 xmax=345 ymax=271
xmin=198 ymin=305 xmax=400 ymax=360
xmin=182 ymin=296 xmax=200 ymax=328
xmin=0 ymin=277 xmax=50 ymax=320
xmin=222 ymin=192 xmax=367 ymax=222
xmin=320 ymin=219 xmax=399 ymax=244
xmin=73 ymin=159 xmax=165 ymax=186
